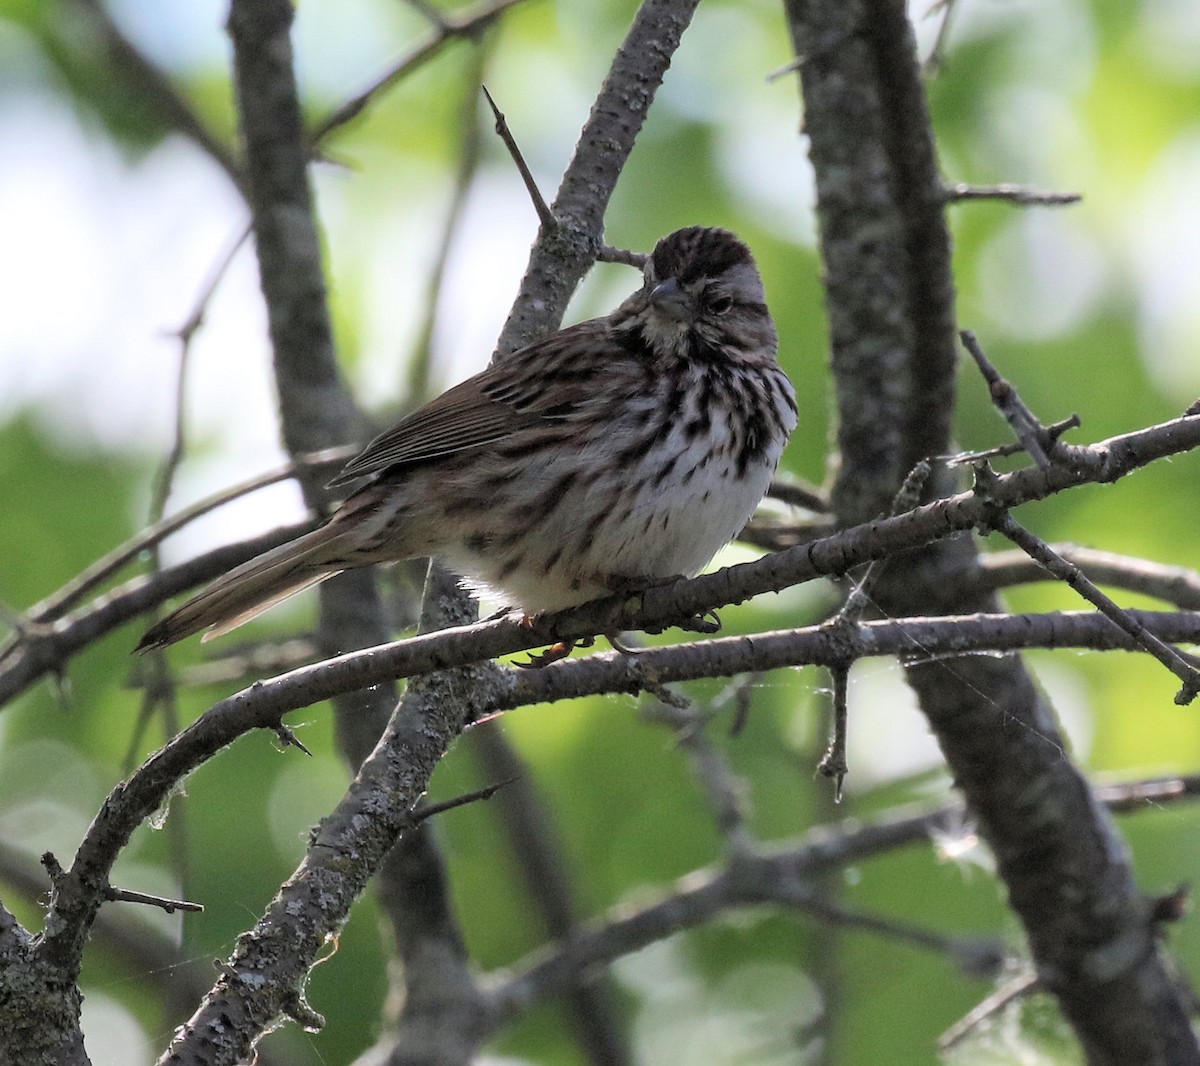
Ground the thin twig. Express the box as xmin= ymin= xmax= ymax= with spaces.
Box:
xmin=817 ymin=662 xmax=850 ymax=800
xmin=943 ymin=182 xmax=1082 ymax=207
xmin=481 ymin=85 xmax=555 ymax=230
xmin=765 ymin=55 xmax=804 ymax=82
xmin=309 ymin=0 xmax=529 ymax=144
xmin=147 ymin=268 xmax=197 ymax=552
xmin=938 ymin=971 xmax=1040 ymax=1051
xmin=103 ymin=885 xmax=204 ymax=914
xmin=984 ymin=507 xmax=1200 ymax=704
xmin=409 ymin=778 xmax=513 ymax=824
xmin=921 ymin=0 xmax=959 ymax=76
xmin=26 ymin=446 xmax=354 ymax=624
xmin=596 ymin=243 xmax=648 ymax=268
xmin=175 ymin=222 xmax=254 ymax=344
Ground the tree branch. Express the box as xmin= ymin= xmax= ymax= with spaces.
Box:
xmin=784 ymin=0 xmax=1200 ymax=1060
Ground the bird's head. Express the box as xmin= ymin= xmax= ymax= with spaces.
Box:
xmin=618 ymin=226 xmax=778 ymax=365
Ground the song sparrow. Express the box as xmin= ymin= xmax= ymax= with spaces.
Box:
xmin=136 ymin=227 xmax=797 ymax=651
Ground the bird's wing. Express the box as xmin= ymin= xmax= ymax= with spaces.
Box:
xmin=328 ymin=320 xmax=631 ymax=485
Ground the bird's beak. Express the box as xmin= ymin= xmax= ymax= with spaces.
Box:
xmin=649 ymin=276 xmax=693 ymax=322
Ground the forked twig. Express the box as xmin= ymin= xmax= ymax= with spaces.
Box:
xmin=942 ymin=415 xmax=1080 ymax=467
xmin=960 ymin=329 xmax=1055 ymax=467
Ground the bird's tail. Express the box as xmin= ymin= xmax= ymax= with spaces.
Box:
xmin=135 ymin=524 xmax=353 ymax=652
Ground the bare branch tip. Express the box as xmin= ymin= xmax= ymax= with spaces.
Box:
xmin=480 ymin=85 xmax=555 ymax=230
xmin=597 ymin=243 xmax=648 ymax=269
xmin=411 ymin=778 xmax=517 ymax=824
xmin=944 ymin=182 xmax=1083 ymax=207
xmin=103 ymin=884 xmax=205 ymax=914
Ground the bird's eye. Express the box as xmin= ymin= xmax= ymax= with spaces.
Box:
xmin=708 ymin=294 xmax=734 ymax=315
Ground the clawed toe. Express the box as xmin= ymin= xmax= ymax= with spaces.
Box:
xmin=515 ymin=636 xmax=596 ymax=669
xmin=515 ymin=643 xmax=572 ymax=669
xmin=680 ymin=609 xmax=722 ymax=635
xmin=606 ymin=632 xmax=644 ymax=655
xmin=643 ymin=609 xmax=721 ymax=637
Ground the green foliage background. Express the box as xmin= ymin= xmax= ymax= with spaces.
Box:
xmin=1 ymin=1 xmax=1199 ymax=1063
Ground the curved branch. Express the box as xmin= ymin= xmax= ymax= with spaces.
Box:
xmin=30 ymin=448 xmax=352 ymax=623
xmin=0 ymin=524 xmax=311 ymax=711
xmin=963 ymin=546 xmax=1200 ymax=610
xmin=483 ymin=772 xmax=1200 ymax=1032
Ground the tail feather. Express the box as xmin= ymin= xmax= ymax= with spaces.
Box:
xmin=135 ymin=525 xmax=351 ymax=652
xmin=199 ymin=571 xmax=336 ymax=642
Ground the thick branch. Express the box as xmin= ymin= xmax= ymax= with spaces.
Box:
xmin=227 ymin=0 xmax=362 ymax=484
xmin=784 ymin=0 xmax=1199 ymax=1061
